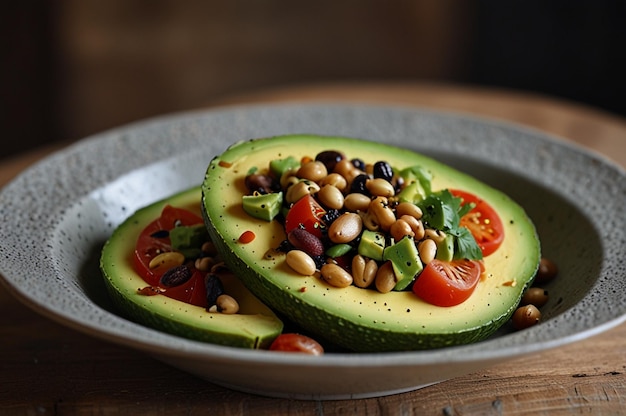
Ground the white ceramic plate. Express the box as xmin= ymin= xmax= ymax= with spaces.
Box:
xmin=1 ymin=104 xmax=625 ymax=400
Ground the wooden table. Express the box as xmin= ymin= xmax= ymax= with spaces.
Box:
xmin=2 ymin=82 xmax=625 ymax=415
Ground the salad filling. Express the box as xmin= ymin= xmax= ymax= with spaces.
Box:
xmin=241 ymin=149 xmax=505 ymax=307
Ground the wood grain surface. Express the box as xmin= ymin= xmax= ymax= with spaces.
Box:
xmin=1 ymin=82 xmax=625 ymax=415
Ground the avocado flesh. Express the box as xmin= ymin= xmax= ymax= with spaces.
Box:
xmin=100 ymin=187 xmax=284 ymax=349
xmin=201 ymin=135 xmax=541 ymax=352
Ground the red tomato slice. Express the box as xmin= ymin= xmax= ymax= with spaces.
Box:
xmin=160 ymin=269 xmax=207 ymax=307
xmin=269 ymin=333 xmax=324 ymax=355
xmin=134 ymin=205 xmax=203 ymax=283
xmin=284 ymin=195 xmax=327 ymax=239
xmin=133 ymin=205 xmax=207 ymax=306
xmin=412 ymin=259 xmax=483 ymax=307
xmin=450 ymin=189 xmax=504 ymax=257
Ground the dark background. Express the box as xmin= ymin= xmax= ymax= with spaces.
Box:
xmin=2 ymin=0 xmax=625 ymax=161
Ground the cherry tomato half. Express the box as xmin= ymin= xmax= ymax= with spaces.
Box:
xmin=133 ymin=205 xmax=208 ymax=307
xmin=269 ymin=333 xmax=324 ymax=355
xmin=412 ymin=259 xmax=483 ymax=307
xmin=284 ymin=195 xmax=327 ymax=239
xmin=159 ymin=269 xmax=207 ymax=307
xmin=450 ymin=189 xmax=504 ymax=257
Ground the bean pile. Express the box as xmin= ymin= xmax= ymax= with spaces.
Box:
xmin=512 ymin=257 xmax=558 ymax=329
xmin=244 ymin=150 xmax=455 ymax=294
xmin=139 ymin=235 xmax=241 ymax=315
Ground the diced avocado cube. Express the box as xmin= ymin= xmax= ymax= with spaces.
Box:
xmin=358 ymin=230 xmax=386 ymax=261
xmin=436 ymin=234 xmax=455 ymax=261
xmin=269 ymin=156 xmax=300 ymax=178
xmin=383 ymin=236 xmax=423 ymax=291
xmin=397 ymin=182 xmax=428 ymax=204
xmin=242 ymin=192 xmax=283 ymax=221
xmin=397 ymin=165 xmax=432 ymax=195
xmin=170 ymin=224 xmax=210 ymax=259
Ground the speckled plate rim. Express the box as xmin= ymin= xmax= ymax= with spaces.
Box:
xmin=0 ymin=103 xmax=624 ymax=391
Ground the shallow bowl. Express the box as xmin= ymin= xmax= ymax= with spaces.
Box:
xmin=1 ymin=104 xmax=624 ymax=400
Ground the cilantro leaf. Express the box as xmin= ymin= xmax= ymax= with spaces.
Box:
xmin=418 ymin=189 xmax=483 ymax=260
xmin=449 ymin=226 xmax=483 ymax=260
xmin=418 ymin=189 xmax=461 ymax=230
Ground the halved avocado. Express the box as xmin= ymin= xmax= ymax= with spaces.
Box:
xmin=100 ymin=187 xmax=284 ymax=349
xmin=201 ymin=135 xmax=541 ymax=352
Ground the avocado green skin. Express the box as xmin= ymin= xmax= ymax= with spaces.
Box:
xmin=201 ymin=135 xmax=541 ymax=352
xmin=100 ymin=187 xmax=284 ymax=349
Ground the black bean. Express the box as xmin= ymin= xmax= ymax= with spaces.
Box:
xmin=160 ymin=265 xmax=192 ymax=287
xmin=312 ymin=255 xmax=326 ymax=270
xmin=205 ymin=273 xmax=225 ymax=307
xmin=394 ymin=176 xmax=405 ymax=193
xmin=350 ymin=174 xmax=370 ymax=195
xmin=321 ymin=209 xmax=341 ymax=225
xmin=351 ymin=158 xmax=366 ymax=171
xmin=315 ymin=150 xmax=344 ymax=172
xmin=373 ymin=161 xmax=394 ymax=182
xmin=277 ymin=239 xmax=294 ymax=252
